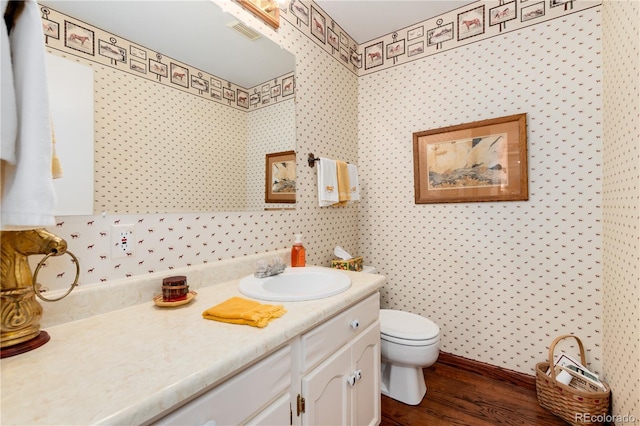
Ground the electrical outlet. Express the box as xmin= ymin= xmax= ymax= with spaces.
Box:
xmin=111 ymin=224 xmax=135 ymax=259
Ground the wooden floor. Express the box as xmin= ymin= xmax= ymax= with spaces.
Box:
xmin=380 ymin=362 xmax=569 ymax=426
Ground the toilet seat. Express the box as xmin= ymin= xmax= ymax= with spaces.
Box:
xmin=380 ymin=309 xmax=440 ymax=346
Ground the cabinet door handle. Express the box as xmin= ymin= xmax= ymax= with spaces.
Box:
xmin=350 ymin=319 xmax=359 ymax=330
xmin=346 ymin=374 xmax=356 ymax=386
xmin=354 ymin=369 xmax=362 ymax=381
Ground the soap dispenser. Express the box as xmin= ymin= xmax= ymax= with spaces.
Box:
xmin=291 ymin=234 xmax=306 ymax=267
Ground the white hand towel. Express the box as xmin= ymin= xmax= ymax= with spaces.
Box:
xmin=347 ymin=164 xmax=360 ymax=203
xmin=317 ymin=157 xmax=339 ymax=207
xmin=1 ymin=0 xmax=56 ymax=229
xmin=1 ymin=0 xmax=17 ymax=164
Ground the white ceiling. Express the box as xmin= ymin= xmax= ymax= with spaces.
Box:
xmin=315 ymin=0 xmax=477 ymax=44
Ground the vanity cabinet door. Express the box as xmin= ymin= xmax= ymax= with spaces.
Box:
xmin=300 ymin=321 xmax=380 ymax=426
xmin=301 ymin=343 xmax=351 ymax=425
xmin=351 ymin=321 xmax=381 ymax=426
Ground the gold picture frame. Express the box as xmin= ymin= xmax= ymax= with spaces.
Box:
xmin=266 ymin=150 xmax=296 ymax=203
xmin=238 ymin=0 xmax=280 ymax=29
xmin=413 ymin=113 xmax=528 ymax=204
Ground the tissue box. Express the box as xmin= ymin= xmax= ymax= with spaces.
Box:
xmin=331 ymin=256 xmax=363 ymax=272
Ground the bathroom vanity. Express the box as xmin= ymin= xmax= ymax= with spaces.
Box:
xmin=156 ymin=292 xmax=380 ymax=425
xmin=0 ymin=251 xmax=384 ymax=426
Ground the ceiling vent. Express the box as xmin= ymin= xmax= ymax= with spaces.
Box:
xmin=227 ymin=20 xmax=261 ymax=41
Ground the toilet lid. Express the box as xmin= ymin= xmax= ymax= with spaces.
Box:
xmin=379 ymin=309 xmax=440 ymax=341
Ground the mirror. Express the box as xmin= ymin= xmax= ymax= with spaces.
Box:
xmin=39 ymin=0 xmax=296 ymax=214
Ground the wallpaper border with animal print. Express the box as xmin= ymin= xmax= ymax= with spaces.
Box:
xmin=40 ymin=6 xmax=295 ymax=114
xmin=280 ymin=1 xmax=601 ymax=79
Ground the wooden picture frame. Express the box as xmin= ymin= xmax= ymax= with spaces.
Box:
xmin=266 ymin=150 xmax=296 ymax=203
xmin=238 ymin=0 xmax=280 ymax=29
xmin=413 ymin=113 xmax=528 ymax=204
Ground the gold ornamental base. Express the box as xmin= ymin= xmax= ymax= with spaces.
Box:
xmin=1 ymin=229 xmax=73 ymax=357
xmin=1 ymin=331 xmax=50 ymax=358
xmin=1 ymin=285 xmax=43 ymax=346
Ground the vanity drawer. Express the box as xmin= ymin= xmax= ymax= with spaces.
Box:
xmin=300 ymin=292 xmax=379 ymax=373
xmin=155 ymin=345 xmax=291 ymax=426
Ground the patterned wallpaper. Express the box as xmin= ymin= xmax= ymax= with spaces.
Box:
xmin=358 ymin=8 xmax=604 ymax=377
xmin=33 ymin=1 xmax=360 ymax=295
xmin=247 ymin=99 xmax=297 ymax=210
xmin=355 ymin=0 xmax=599 ymax=78
xmin=30 ymin=0 xmax=639 ymax=411
xmin=602 ymin=0 xmax=639 ymax=420
xmin=41 ymin=6 xmax=294 ymax=113
xmin=92 ymin=63 xmax=248 ymax=213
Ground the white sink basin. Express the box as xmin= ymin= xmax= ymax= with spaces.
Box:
xmin=238 ymin=266 xmax=351 ymax=302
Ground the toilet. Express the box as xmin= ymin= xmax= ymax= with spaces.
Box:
xmin=379 ymin=308 xmax=440 ymax=405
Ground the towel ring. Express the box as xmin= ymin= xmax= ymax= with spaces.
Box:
xmin=32 ymin=250 xmax=80 ymax=302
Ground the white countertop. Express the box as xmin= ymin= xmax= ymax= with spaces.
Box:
xmin=0 ymin=268 xmax=383 ymax=425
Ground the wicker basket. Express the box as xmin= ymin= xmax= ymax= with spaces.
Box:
xmin=535 ymin=335 xmax=610 ymax=426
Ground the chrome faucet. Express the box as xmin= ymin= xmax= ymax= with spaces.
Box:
xmin=254 ymin=257 xmax=286 ymax=278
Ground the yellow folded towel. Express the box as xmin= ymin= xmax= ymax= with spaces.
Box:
xmin=333 ymin=160 xmax=351 ymax=206
xmin=202 ymin=297 xmax=286 ymax=328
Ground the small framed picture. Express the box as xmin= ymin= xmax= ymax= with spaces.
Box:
xmin=327 ymin=27 xmax=339 ymax=51
xmin=282 ymin=75 xmax=295 ymax=97
xmin=364 ymin=41 xmax=383 ymax=70
xmin=130 ymin=45 xmax=147 ymax=60
xmin=289 ymin=0 xmax=309 ymax=26
xmin=149 ymin=59 xmax=168 ymax=78
xmin=237 ymin=89 xmax=249 ymax=108
xmin=266 ymin=150 xmax=296 ymax=203
xmin=408 ymin=41 xmax=424 ymax=57
xmin=64 ymin=21 xmax=94 ymax=55
xmin=427 ymin=23 xmax=454 ymax=47
xmin=350 ymin=49 xmax=362 ymax=68
xmin=223 ymin=87 xmax=235 ymax=102
xmin=98 ymin=40 xmax=126 ymax=63
xmin=271 ymin=83 xmax=281 ymax=98
xmin=170 ymin=63 xmax=189 ymax=88
xmin=407 ymin=26 xmax=424 ymax=41
xmin=130 ymin=60 xmax=146 ymax=74
xmin=457 ymin=5 xmax=485 ymax=41
xmin=42 ymin=19 xmax=60 ymax=41
xmin=340 ymin=47 xmax=349 ymax=63
xmin=490 ymin=1 xmax=517 ymax=26
xmin=310 ymin=6 xmax=326 ymax=44
xmin=413 ymin=113 xmax=528 ymax=204
xmin=191 ymin=75 xmax=208 ymax=93
xmin=386 ymin=39 xmax=405 ymax=59
xmin=250 ymin=92 xmax=260 ymax=106
xmin=522 ymin=2 xmax=545 ymax=21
